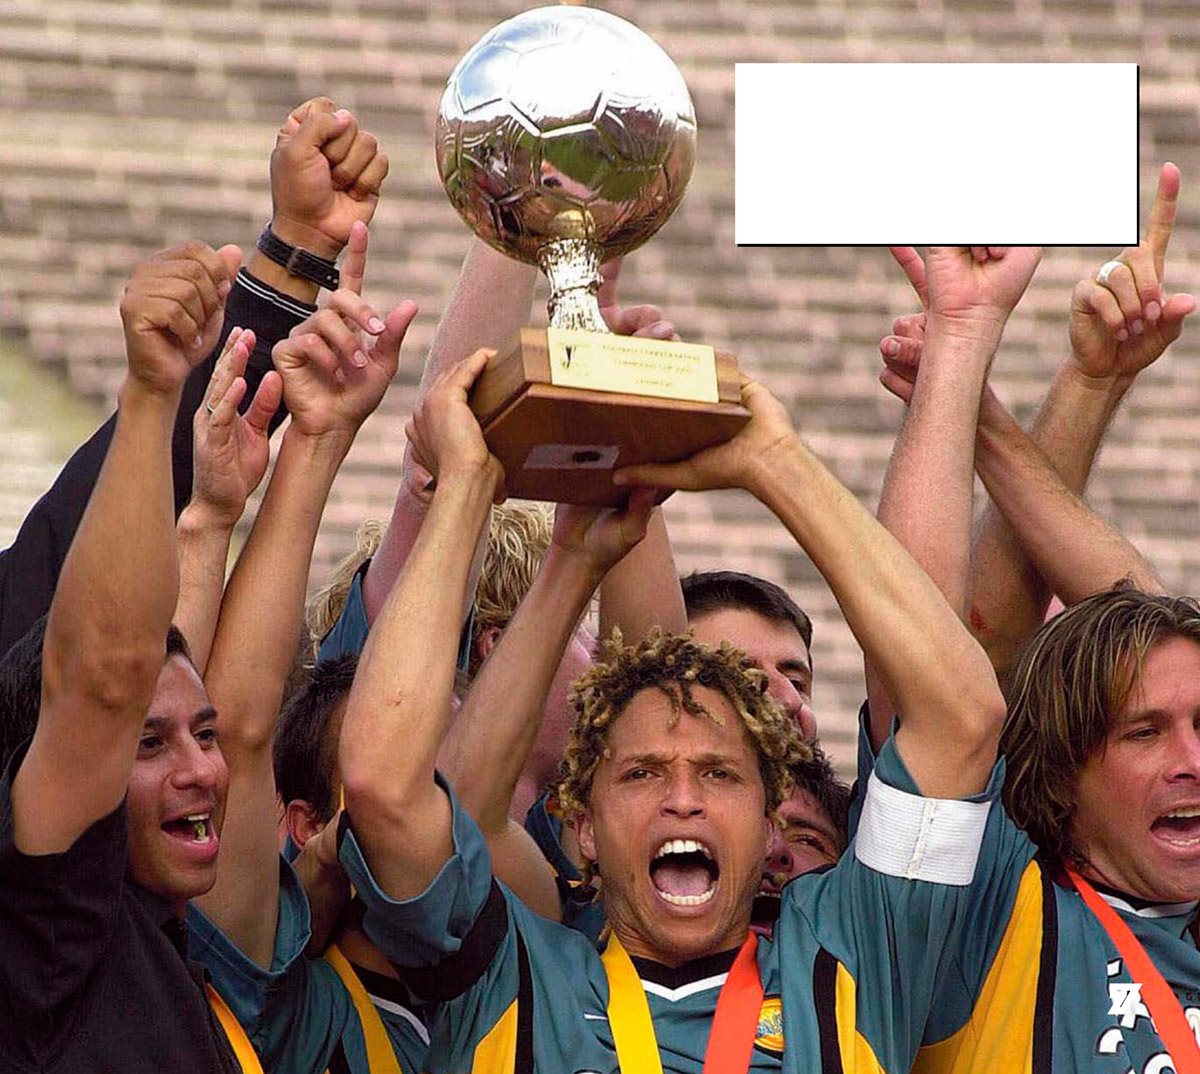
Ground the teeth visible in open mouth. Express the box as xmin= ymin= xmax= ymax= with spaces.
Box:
xmin=654 ymin=838 xmax=712 ymax=860
xmin=657 ymin=888 xmax=716 ymax=907
xmin=1163 ymin=807 xmax=1200 ymax=819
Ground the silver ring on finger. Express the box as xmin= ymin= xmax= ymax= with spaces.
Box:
xmin=205 ymin=400 xmax=217 ymax=416
xmin=1096 ymin=259 xmax=1124 ymax=286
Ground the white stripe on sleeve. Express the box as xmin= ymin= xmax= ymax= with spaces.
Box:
xmin=854 ymin=770 xmax=991 ymax=886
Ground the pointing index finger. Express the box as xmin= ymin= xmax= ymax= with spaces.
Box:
xmin=342 ymin=221 xmax=368 ymax=296
xmin=1146 ymin=162 xmax=1181 ymax=278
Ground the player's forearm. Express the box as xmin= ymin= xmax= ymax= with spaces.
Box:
xmin=975 ymin=404 xmax=1164 ymax=604
xmin=43 ymin=379 xmax=181 ymax=714
xmin=598 ymin=508 xmax=686 ymax=644
xmin=340 ymin=467 xmax=496 ymax=900
xmin=196 ymin=429 xmax=349 ymax=968
xmin=965 ymin=359 xmax=1135 ymax=678
xmin=487 ymin=821 xmax=567 ymax=922
xmin=444 ymin=545 xmax=600 ymax=835
xmin=1028 ymin=358 xmax=1132 ymax=492
xmin=173 ymin=503 xmax=236 ymax=676
xmin=877 ymin=322 xmax=998 ymax=614
xmin=756 ymin=435 xmax=1004 ymax=796
xmin=868 ymin=322 xmax=998 ymax=744
xmin=206 ymin=427 xmax=351 ymax=755
xmin=419 ymin=239 xmax=536 ymax=397
xmin=361 ymin=473 xmax=432 ymax=624
xmin=361 ymin=241 xmax=534 ymax=623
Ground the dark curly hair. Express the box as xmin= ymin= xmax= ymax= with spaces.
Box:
xmin=556 ymin=629 xmax=811 ymax=822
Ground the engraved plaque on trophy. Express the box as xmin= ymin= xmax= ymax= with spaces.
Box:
xmin=435 ymin=5 xmax=749 ymax=506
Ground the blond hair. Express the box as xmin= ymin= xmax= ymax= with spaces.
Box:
xmin=1002 ymin=585 xmax=1200 ymax=864
xmin=467 ymin=500 xmax=554 ymax=677
xmin=556 ymin=629 xmax=810 ymax=822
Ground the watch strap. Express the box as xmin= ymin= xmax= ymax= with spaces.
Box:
xmin=256 ymin=226 xmax=340 ymax=290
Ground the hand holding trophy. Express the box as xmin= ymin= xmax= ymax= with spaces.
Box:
xmin=436 ymin=5 xmax=749 ymax=505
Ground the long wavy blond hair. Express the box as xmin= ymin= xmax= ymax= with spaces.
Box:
xmin=1002 ymin=585 xmax=1200 ymax=864
xmin=468 ymin=500 xmax=554 ymax=676
xmin=556 ymin=629 xmax=811 ymax=822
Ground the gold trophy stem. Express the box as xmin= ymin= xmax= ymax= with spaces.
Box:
xmin=539 ymin=238 xmax=608 ymax=333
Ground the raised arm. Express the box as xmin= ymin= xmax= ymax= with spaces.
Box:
xmin=339 ymin=349 xmax=505 ymax=900
xmin=593 ymin=258 xmax=688 ymax=643
xmin=11 ymin=243 xmax=238 ymax=854
xmin=879 ymin=167 xmax=1193 ymax=673
xmin=360 ymin=240 xmax=538 ymax=625
xmin=197 ymin=228 xmax=416 ymax=965
xmin=0 ymin=97 xmax=382 ymax=659
xmin=968 ymin=165 xmax=1191 ymax=663
xmin=882 ymin=360 xmax=1167 ymax=606
xmin=173 ymin=328 xmax=282 ymax=676
xmin=865 ymin=246 xmax=1040 ymax=749
xmin=614 ymin=375 xmax=1007 ymax=799
xmin=441 ymin=493 xmax=655 ymax=918
xmin=975 ymin=395 xmax=1167 ymax=600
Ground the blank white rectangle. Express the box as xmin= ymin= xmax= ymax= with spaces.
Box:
xmin=735 ymin=64 xmax=1138 ymax=246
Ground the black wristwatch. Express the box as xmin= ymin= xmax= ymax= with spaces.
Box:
xmin=256 ymin=226 xmax=340 ymax=290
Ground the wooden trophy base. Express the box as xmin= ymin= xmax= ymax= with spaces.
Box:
xmin=469 ymin=327 xmax=750 ymax=506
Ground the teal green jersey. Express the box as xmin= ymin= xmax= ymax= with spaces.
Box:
xmin=187 ymin=855 xmax=429 ymax=1074
xmin=850 ymin=712 xmax=1200 ymax=1074
xmin=340 ymin=749 xmax=1001 ymax=1074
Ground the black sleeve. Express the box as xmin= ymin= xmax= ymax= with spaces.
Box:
xmin=0 ymin=740 xmax=129 ymax=1059
xmin=0 ymin=270 xmax=314 ymax=657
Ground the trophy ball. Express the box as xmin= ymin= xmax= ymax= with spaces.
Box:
xmin=436 ymin=5 xmax=697 ymax=266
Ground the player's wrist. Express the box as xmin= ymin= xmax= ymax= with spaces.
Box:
xmin=925 ymin=311 xmax=1006 ymax=351
xmin=1057 ymin=357 xmax=1134 ymax=414
xmin=120 ymin=367 xmax=188 ymax=409
xmin=178 ymin=496 xmax=241 ymax=535
xmin=546 ymin=537 xmax=611 ymax=588
xmin=267 ymin=215 xmax=345 ymax=261
xmin=435 ymin=455 xmax=505 ymax=504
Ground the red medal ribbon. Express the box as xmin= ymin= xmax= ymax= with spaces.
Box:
xmin=1066 ymin=867 xmax=1200 ymax=1074
xmin=702 ymin=932 xmax=766 ymax=1074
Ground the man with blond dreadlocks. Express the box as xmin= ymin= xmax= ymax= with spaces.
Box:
xmin=331 ymin=327 xmax=1010 ymax=1074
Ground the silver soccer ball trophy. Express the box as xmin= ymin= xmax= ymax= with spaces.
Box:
xmin=435 ymin=5 xmax=697 ymax=331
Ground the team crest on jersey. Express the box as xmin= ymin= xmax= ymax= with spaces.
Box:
xmin=754 ymin=995 xmax=784 ymax=1055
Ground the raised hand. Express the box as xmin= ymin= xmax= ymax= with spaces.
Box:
xmin=1069 ymin=163 xmax=1196 ymax=383
xmin=119 ymin=241 xmax=242 ymax=396
xmin=270 ymin=98 xmax=389 ymax=259
xmin=597 ymin=257 xmax=678 ymax=340
xmin=191 ymin=328 xmax=283 ymax=526
xmin=272 ymin=223 xmax=417 ymax=441
xmin=551 ymin=490 xmax=657 ymax=576
xmin=405 ymin=348 xmax=504 ymax=498
xmin=907 ymin=244 xmax=1042 ymax=337
xmin=613 ymin=378 xmax=795 ymax=497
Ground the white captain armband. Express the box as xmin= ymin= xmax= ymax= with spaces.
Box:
xmin=854 ymin=770 xmax=991 ymax=885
